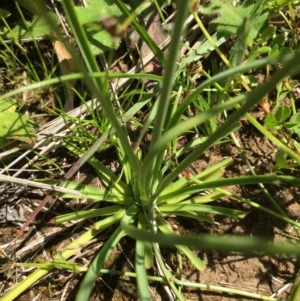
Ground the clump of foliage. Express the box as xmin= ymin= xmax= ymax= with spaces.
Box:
xmin=0 ymin=1 xmax=300 ymax=301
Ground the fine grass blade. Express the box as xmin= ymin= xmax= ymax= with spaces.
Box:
xmin=164 ymin=211 xmax=213 ymax=223
xmin=157 ymin=157 xmax=232 ymax=203
xmin=157 ymin=217 xmax=206 ymax=271
xmin=37 ymin=179 xmax=131 ymax=204
xmin=55 ymin=205 xmax=123 ymax=224
xmin=188 ymin=175 xmax=300 ymax=189
xmin=159 ymin=204 xmax=245 ymax=219
xmin=65 ymin=140 xmax=131 ymax=195
xmin=170 ymin=53 xmax=295 ymax=126
xmin=122 ymin=219 xmax=300 ymax=257
xmin=158 ymin=187 xmax=226 ymax=205
xmin=0 ymin=71 xmax=161 ymax=103
xmin=1 ymin=210 xmax=126 ymax=301
xmin=75 ymin=226 xmax=125 ymax=301
xmin=115 ymin=0 xmax=165 ymax=64
xmin=154 ymin=51 xmax=300 ymax=198
xmin=138 ymin=213 xmax=154 ymax=269
xmin=62 ymin=0 xmax=139 ymax=173
xmin=136 ymin=214 xmax=152 ymax=300
xmin=135 ymin=239 xmax=152 ymax=301
xmin=138 ymin=1 xmax=190 ymax=200
xmin=152 ymin=243 xmax=186 ymax=301
xmin=144 ymin=96 xmax=242 ymax=164
xmin=288 ymin=270 xmax=300 ymax=301
xmin=19 ymin=260 xmax=87 ymax=273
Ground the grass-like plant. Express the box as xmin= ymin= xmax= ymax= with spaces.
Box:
xmin=1 ymin=1 xmax=300 ymax=300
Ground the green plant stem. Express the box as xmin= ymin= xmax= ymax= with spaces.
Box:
xmin=246 ymin=111 xmax=300 ymax=163
xmin=0 ymin=72 xmax=161 ymax=103
xmin=171 ymin=53 xmax=294 ymax=125
xmin=115 ymin=0 xmax=165 ymax=64
xmin=193 ymin=7 xmax=300 ymax=163
xmin=288 ymin=269 xmax=300 ymax=301
xmin=172 ymin=279 xmax=279 ymax=301
xmin=1 ymin=210 xmax=125 ymax=301
xmin=189 ymin=177 xmax=300 ymax=228
xmin=192 ymin=9 xmax=252 ymax=92
xmin=122 ymin=217 xmax=300 ymax=257
xmin=0 ymin=269 xmax=49 ymax=301
xmin=82 ymin=267 xmax=282 ymax=300
xmin=14 ymin=267 xmax=277 ymax=301
xmin=135 ymin=214 xmax=152 ymax=300
xmin=61 ymin=0 xmax=139 ymax=176
xmin=75 ymin=227 xmax=125 ymax=301
xmin=192 ymin=11 xmax=231 ymax=68
xmin=153 ymin=242 xmax=185 ymax=301
xmin=230 ymin=133 xmax=287 ymax=216
xmin=155 ymin=51 xmax=300 ymax=197
xmin=138 ymin=1 xmax=190 ymax=200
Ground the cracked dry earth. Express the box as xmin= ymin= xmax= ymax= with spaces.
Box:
xmin=0 ymin=118 xmax=299 ymax=301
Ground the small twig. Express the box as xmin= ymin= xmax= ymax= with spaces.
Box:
xmin=14 ymin=194 xmax=60 ymax=241
xmin=270 ymin=282 xmax=292 ymax=298
xmin=0 ymin=174 xmax=84 ymax=198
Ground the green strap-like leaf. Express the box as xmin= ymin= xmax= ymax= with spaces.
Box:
xmin=75 ymin=226 xmax=125 ymax=301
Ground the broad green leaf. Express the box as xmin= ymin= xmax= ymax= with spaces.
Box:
xmin=8 ymin=13 xmax=58 ymax=39
xmin=181 ymin=32 xmax=226 ymax=66
xmin=270 ymin=35 xmax=286 ymax=49
xmin=0 ymin=100 xmax=36 ymax=143
xmin=230 ymin=17 xmax=251 ymax=66
xmin=259 ymin=26 xmax=276 ymax=43
xmin=0 ymin=100 xmax=15 ymax=111
xmin=74 ymin=0 xmax=125 ymax=55
xmin=0 ymin=8 xmax=11 ymax=19
xmin=275 ymin=150 xmax=290 ymax=169
xmin=284 ymin=113 xmax=300 ymax=134
xmin=264 ymin=113 xmax=277 ymax=128
xmin=9 ymin=0 xmax=124 ymax=55
xmin=279 ymin=47 xmax=294 ymax=57
xmin=199 ymin=0 xmax=268 ymax=46
xmin=274 ymin=105 xmax=291 ymax=123
xmin=248 ymin=46 xmax=271 ymax=62
xmin=16 ymin=0 xmax=47 ymax=15
xmin=267 ymin=0 xmax=298 ymax=9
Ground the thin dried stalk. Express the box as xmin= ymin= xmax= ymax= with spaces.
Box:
xmin=0 ymin=174 xmax=84 ymax=198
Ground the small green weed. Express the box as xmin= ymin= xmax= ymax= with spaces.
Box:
xmin=1 ymin=1 xmax=300 ymax=301
xmin=0 ymin=99 xmax=36 ymax=144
